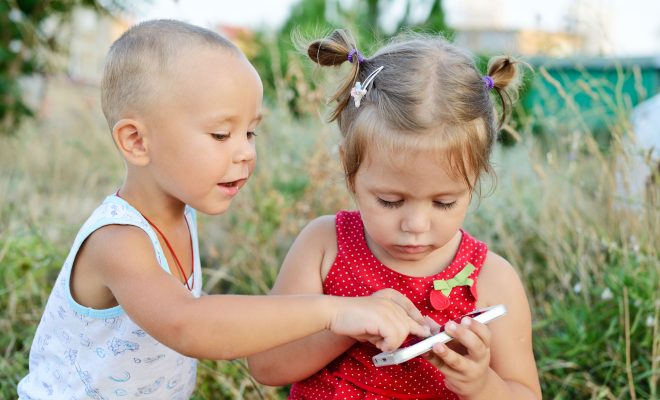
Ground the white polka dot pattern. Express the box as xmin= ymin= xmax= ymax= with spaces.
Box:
xmin=289 ymin=211 xmax=489 ymax=399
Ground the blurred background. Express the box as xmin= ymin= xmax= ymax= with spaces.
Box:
xmin=1 ymin=1 xmax=658 ymax=399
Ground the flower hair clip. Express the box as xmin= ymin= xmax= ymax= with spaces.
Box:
xmin=350 ymin=66 xmax=384 ymax=108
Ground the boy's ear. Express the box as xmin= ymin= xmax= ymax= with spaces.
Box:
xmin=112 ymin=118 xmax=150 ymax=167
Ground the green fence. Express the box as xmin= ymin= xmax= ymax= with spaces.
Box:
xmin=522 ymin=56 xmax=660 ymax=138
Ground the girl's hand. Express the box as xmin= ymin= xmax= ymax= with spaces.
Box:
xmin=425 ymin=317 xmax=492 ymax=397
xmin=328 ymin=289 xmax=431 ymax=352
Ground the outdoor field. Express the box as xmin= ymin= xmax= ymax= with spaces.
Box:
xmin=0 ymin=1 xmax=658 ymax=399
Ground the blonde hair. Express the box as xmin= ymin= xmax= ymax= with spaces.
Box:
xmin=101 ymin=19 xmax=240 ymax=129
xmin=305 ymin=29 xmax=525 ymax=194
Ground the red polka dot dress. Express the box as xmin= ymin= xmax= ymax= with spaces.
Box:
xmin=289 ymin=211 xmax=489 ymax=400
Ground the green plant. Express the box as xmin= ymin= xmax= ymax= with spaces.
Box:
xmin=0 ymin=229 xmax=64 ymax=398
xmin=0 ymin=0 xmax=129 ymax=134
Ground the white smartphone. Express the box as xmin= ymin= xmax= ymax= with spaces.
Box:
xmin=372 ymin=304 xmax=507 ymax=367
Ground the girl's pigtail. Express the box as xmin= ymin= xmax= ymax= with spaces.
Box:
xmin=486 ymin=56 xmax=527 ymax=129
xmin=306 ymin=29 xmax=361 ymax=122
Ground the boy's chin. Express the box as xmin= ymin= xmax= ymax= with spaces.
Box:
xmin=194 ymin=199 xmax=234 ymax=215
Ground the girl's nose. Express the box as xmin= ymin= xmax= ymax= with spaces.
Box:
xmin=401 ymin=209 xmax=431 ymax=233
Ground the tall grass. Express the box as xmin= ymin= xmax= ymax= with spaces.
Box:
xmin=1 ymin=56 xmax=658 ymax=399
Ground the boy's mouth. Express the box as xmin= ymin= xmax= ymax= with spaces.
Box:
xmin=218 ymin=178 xmax=247 ymax=189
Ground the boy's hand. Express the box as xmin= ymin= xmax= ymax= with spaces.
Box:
xmin=425 ymin=317 xmax=492 ymax=397
xmin=327 ymin=289 xmax=431 ymax=352
xmin=371 ymin=288 xmax=435 ymax=331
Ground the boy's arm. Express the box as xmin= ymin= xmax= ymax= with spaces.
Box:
xmin=87 ymin=222 xmax=428 ymax=361
xmin=247 ymin=288 xmax=423 ymax=386
xmin=247 ymin=216 xmax=356 ymax=385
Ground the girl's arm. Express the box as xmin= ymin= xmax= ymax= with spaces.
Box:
xmin=428 ymin=251 xmax=542 ymax=400
xmin=82 ymin=221 xmax=428 ymax=362
xmin=247 ymin=216 xmax=365 ymax=385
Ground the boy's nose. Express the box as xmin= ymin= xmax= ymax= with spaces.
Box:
xmin=233 ymin=136 xmax=256 ymax=163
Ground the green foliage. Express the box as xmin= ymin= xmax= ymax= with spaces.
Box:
xmin=193 ymin=359 xmax=284 ymax=399
xmin=0 ymin=229 xmax=64 ymax=398
xmin=0 ymin=0 xmax=127 ymax=134
xmin=407 ymin=0 xmax=452 ymax=35
xmin=534 ymin=246 xmax=658 ymax=399
xmin=463 ymin=135 xmax=658 ymax=399
xmin=249 ymin=0 xmax=453 ymax=117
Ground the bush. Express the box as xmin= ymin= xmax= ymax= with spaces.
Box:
xmin=0 ymin=230 xmax=63 ymax=398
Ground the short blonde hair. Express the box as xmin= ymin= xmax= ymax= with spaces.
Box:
xmin=305 ymin=29 xmax=526 ymax=195
xmin=101 ymin=19 xmax=240 ymax=129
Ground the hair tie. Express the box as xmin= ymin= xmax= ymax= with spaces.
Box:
xmin=348 ymin=48 xmax=365 ymax=64
xmin=350 ymin=66 xmax=384 ymax=108
xmin=482 ymin=75 xmax=494 ymax=90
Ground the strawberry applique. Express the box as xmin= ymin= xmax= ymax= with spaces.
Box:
xmin=430 ymin=263 xmax=476 ymax=311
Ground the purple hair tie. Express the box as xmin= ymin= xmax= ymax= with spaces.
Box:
xmin=348 ymin=49 xmax=364 ymax=64
xmin=482 ymin=75 xmax=494 ymax=90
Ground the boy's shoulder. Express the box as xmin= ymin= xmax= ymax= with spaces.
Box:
xmin=78 ymin=196 xmax=146 ymax=233
xmin=74 ymin=195 xmax=191 ymax=273
xmin=82 ymin=223 xmax=155 ymax=261
xmin=80 ymin=195 xmax=195 ymax=231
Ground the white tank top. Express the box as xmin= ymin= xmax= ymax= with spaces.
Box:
xmin=17 ymin=195 xmax=202 ymax=399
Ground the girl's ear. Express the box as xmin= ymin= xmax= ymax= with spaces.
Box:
xmin=338 ymin=143 xmax=356 ymax=193
xmin=338 ymin=143 xmax=346 ymax=165
xmin=112 ymin=119 xmax=150 ymax=167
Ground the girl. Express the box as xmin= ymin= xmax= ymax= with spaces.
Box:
xmin=248 ymin=30 xmax=542 ymax=400
xmin=16 ymin=21 xmax=431 ymax=399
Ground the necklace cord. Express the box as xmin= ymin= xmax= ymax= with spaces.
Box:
xmin=115 ymin=191 xmax=194 ymax=291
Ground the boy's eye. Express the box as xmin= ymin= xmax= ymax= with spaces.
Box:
xmin=377 ymin=198 xmax=403 ymax=208
xmin=433 ymin=200 xmax=457 ymax=210
xmin=247 ymin=131 xmax=258 ymax=139
xmin=210 ymin=132 xmax=230 ymax=141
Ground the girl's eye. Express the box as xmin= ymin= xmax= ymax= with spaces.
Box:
xmin=210 ymin=132 xmax=230 ymax=141
xmin=433 ymin=200 xmax=457 ymax=210
xmin=247 ymin=131 xmax=258 ymax=139
xmin=377 ymin=198 xmax=403 ymax=208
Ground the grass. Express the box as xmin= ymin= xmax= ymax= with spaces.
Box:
xmin=1 ymin=60 xmax=658 ymax=399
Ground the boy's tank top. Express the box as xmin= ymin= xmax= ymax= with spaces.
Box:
xmin=290 ymin=210 xmax=488 ymax=399
xmin=17 ymin=194 xmax=202 ymax=400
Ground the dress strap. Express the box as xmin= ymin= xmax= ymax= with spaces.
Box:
xmin=458 ymin=231 xmax=489 ymax=303
xmin=334 ymin=210 xmax=361 ymax=255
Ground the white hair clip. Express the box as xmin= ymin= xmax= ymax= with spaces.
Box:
xmin=350 ymin=66 xmax=384 ymax=108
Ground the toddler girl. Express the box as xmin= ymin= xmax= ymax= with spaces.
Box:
xmin=248 ymin=29 xmax=542 ymax=400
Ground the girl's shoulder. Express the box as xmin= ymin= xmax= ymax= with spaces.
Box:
xmin=273 ymin=214 xmax=339 ymax=292
xmin=298 ymin=210 xmax=361 ymax=241
xmin=292 ymin=213 xmax=337 ymax=248
xmin=476 ymin=251 xmax=528 ymax=307
xmin=294 ymin=213 xmax=346 ymax=281
xmin=299 ymin=214 xmax=337 ymax=240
